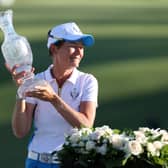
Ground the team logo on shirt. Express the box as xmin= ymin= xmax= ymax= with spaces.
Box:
xmin=70 ymin=88 xmax=79 ymax=99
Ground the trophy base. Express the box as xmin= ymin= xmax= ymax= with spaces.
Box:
xmin=17 ymin=77 xmax=49 ymax=98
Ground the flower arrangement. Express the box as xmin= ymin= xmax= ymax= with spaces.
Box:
xmin=57 ymin=126 xmax=168 ymax=168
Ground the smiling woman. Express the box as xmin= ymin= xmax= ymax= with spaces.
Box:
xmin=5 ymin=22 xmax=98 ymax=168
xmin=1 ymin=0 xmax=168 ymax=168
xmin=50 ymin=42 xmax=84 ymax=70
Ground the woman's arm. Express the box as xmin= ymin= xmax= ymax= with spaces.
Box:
xmin=5 ymin=63 xmax=36 ymax=138
xmin=26 ymin=83 xmax=97 ymax=128
xmin=12 ymin=100 xmax=35 ymax=138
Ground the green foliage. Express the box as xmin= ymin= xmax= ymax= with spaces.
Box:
xmin=154 ymin=145 xmax=168 ymax=168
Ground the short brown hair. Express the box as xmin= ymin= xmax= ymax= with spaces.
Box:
xmin=48 ymin=40 xmax=65 ymax=56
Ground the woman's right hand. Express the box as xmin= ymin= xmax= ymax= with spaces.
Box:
xmin=5 ymin=63 xmax=35 ymax=87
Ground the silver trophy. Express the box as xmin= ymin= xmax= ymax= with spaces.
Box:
xmin=0 ymin=9 xmax=48 ymax=98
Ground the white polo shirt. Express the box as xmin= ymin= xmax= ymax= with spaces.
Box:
xmin=26 ymin=65 xmax=98 ymax=153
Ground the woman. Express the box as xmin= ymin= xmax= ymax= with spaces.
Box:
xmin=6 ymin=22 xmax=98 ymax=168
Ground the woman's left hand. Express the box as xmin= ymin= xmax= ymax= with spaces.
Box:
xmin=25 ymin=83 xmax=58 ymax=102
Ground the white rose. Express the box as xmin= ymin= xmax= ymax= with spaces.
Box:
xmin=147 ymin=142 xmax=160 ymax=156
xmin=86 ymin=141 xmax=96 ymax=151
xmin=128 ymin=140 xmax=143 ymax=156
xmin=81 ymin=134 xmax=90 ymax=141
xmin=153 ymin=141 xmax=163 ymax=150
xmin=93 ymin=125 xmax=113 ymax=138
xmin=96 ymin=144 xmax=107 ymax=155
xmin=69 ymin=132 xmax=81 ymax=144
xmin=134 ymin=131 xmax=147 ymax=144
xmin=98 ymin=125 xmax=113 ymax=134
xmin=90 ymin=131 xmax=102 ymax=141
xmin=80 ymin=127 xmax=92 ymax=135
xmin=139 ymin=127 xmax=150 ymax=133
xmin=160 ymin=130 xmax=168 ymax=141
xmin=109 ymin=134 xmax=128 ymax=150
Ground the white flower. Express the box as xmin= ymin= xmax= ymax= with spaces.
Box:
xmin=138 ymin=127 xmax=151 ymax=133
xmin=90 ymin=131 xmax=101 ymax=140
xmin=134 ymin=131 xmax=147 ymax=144
xmin=147 ymin=142 xmax=160 ymax=157
xmin=69 ymin=132 xmax=81 ymax=144
xmin=94 ymin=125 xmax=113 ymax=137
xmin=153 ymin=141 xmax=163 ymax=150
xmin=81 ymin=134 xmax=90 ymax=141
xmin=95 ymin=125 xmax=112 ymax=133
xmin=80 ymin=127 xmax=93 ymax=135
xmin=89 ymin=126 xmax=113 ymax=141
xmin=128 ymin=140 xmax=144 ymax=156
xmin=160 ymin=130 xmax=168 ymax=141
xmin=109 ymin=134 xmax=128 ymax=150
xmin=60 ymin=126 xmax=168 ymax=167
xmin=96 ymin=144 xmax=107 ymax=155
xmin=86 ymin=141 xmax=96 ymax=151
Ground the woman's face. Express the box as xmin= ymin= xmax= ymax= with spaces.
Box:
xmin=53 ymin=41 xmax=84 ymax=69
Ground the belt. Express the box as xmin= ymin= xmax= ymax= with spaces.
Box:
xmin=28 ymin=151 xmax=60 ymax=164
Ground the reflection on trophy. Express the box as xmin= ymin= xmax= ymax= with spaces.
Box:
xmin=0 ymin=9 xmax=47 ymax=98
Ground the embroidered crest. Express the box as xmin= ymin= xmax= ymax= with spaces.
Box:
xmin=70 ymin=88 xmax=79 ymax=99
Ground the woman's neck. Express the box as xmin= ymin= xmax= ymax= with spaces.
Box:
xmin=51 ymin=67 xmax=73 ymax=88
